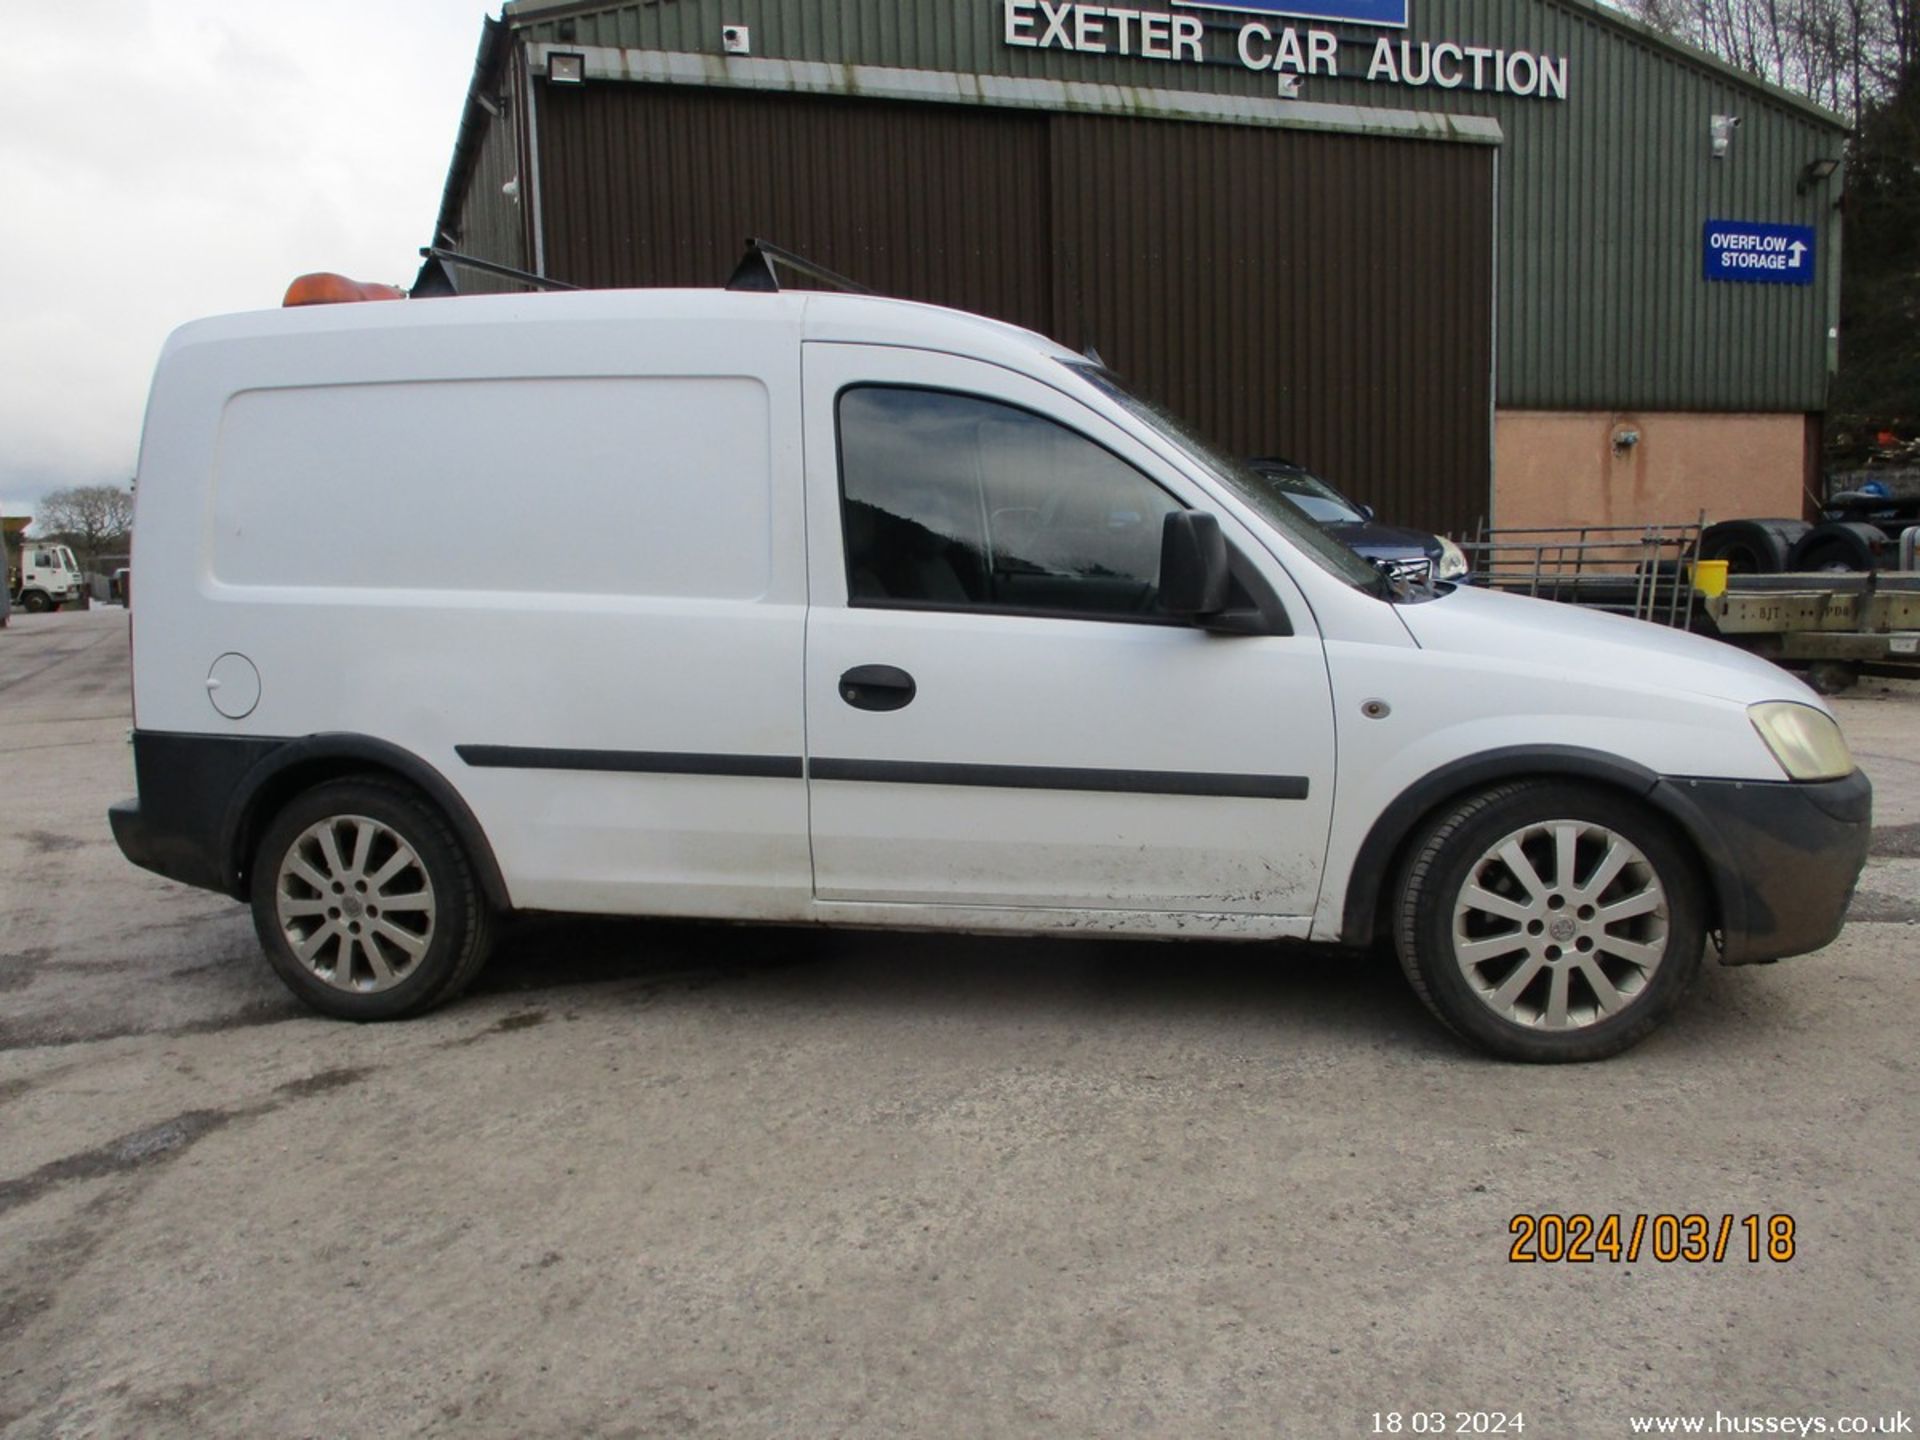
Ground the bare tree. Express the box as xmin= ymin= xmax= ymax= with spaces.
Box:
xmin=36 ymin=484 xmax=134 ymax=574
xmin=1621 ymin=0 xmax=1915 ymax=119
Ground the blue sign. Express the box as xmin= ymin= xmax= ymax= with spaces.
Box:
xmin=1172 ymin=0 xmax=1408 ymax=25
xmin=1703 ymin=220 xmax=1817 ymax=286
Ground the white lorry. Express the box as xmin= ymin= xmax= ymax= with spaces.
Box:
xmin=8 ymin=538 xmax=84 ymax=613
xmin=110 ymin=283 xmax=1870 ymax=1062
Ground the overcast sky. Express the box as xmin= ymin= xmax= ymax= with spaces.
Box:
xmin=0 ymin=0 xmax=495 ymax=524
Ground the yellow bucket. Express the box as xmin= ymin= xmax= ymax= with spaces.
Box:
xmin=1691 ymin=559 xmax=1729 ymax=598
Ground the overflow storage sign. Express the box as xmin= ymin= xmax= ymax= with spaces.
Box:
xmin=1704 ymin=221 xmax=1816 ymax=286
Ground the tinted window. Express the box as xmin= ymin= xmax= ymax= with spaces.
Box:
xmin=838 ymin=387 xmax=1180 ymax=619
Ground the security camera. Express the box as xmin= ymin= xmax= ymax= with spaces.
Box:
xmin=722 ymin=24 xmax=751 ymax=55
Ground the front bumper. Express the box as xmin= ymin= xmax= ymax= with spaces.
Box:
xmin=1655 ymin=769 xmax=1872 ymax=965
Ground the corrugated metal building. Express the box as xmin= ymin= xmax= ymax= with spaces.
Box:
xmin=430 ymin=0 xmax=1848 ymax=535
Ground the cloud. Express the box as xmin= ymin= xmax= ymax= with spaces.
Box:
xmin=0 ymin=0 xmax=492 ymax=523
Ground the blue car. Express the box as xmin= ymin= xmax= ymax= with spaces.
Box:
xmin=1247 ymin=457 xmax=1469 ymax=583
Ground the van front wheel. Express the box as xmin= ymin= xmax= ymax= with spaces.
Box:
xmin=1394 ymin=782 xmax=1705 ymax=1063
xmin=250 ymin=779 xmax=494 ymax=1020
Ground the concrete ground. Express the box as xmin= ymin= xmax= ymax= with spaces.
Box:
xmin=2 ymin=608 xmax=1915 ymax=1439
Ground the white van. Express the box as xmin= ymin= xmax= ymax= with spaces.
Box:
xmin=111 ymin=288 xmax=1870 ymax=1061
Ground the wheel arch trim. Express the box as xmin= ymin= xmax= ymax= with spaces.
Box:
xmin=223 ymin=734 xmax=512 ymax=911
xmin=1338 ymin=745 xmax=1745 ymax=948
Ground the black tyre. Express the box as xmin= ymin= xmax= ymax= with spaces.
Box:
xmin=1394 ymin=782 xmax=1707 ymax=1063
xmin=1787 ymin=522 xmax=1888 ymax=573
xmin=20 ymin=591 xmax=50 ymax=614
xmin=1699 ymin=519 xmax=1809 ymax=575
xmin=250 ymin=778 xmax=494 ymax=1020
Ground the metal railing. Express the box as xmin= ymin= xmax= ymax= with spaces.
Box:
xmin=1459 ymin=516 xmax=1705 ymax=628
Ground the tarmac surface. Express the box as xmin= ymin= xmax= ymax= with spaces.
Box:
xmin=2 ymin=607 xmax=1915 ymax=1438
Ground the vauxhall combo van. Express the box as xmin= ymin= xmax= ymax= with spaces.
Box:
xmin=111 ymin=288 xmax=1871 ymax=1062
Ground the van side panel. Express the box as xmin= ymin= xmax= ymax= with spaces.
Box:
xmin=211 ymin=378 xmax=774 ymax=598
xmin=131 ymin=303 xmax=812 ymax=919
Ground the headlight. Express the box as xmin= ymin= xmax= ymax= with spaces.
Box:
xmin=1749 ymin=702 xmax=1854 ymax=781
xmin=1436 ymin=536 xmax=1469 ymax=580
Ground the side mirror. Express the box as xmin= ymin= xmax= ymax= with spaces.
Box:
xmin=1359 ymin=503 xmax=1376 ymax=522
xmin=1159 ymin=511 xmax=1230 ymax=619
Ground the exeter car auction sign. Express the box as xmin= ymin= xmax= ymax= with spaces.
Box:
xmin=1003 ymin=0 xmax=1571 ymax=100
xmin=1703 ymin=220 xmax=1817 ymax=286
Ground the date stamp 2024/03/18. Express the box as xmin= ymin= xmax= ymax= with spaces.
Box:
xmin=1508 ymin=1213 xmax=1797 ymax=1264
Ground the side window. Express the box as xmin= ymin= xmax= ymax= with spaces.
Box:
xmin=837 ymin=386 xmax=1181 ymax=620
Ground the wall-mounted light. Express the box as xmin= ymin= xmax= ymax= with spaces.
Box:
xmin=1798 ymin=157 xmax=1841 ymax=195
xmin=549 ymin=51 xmax=586 ymax=85
xmin=1710 ymin=114 xmax=1740 ymax=160
xmin=722 ymin=24 xmax=752 ymax=55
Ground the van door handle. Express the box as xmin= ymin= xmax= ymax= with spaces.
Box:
xmin=839 ymin=665 xmax=916 ymax=712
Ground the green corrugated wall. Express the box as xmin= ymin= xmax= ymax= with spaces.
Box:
xmin=497 ymin=0 xmax=1846 ymax=413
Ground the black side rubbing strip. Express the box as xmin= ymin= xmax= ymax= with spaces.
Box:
xmin=457 ymin=745 xmax=803 ymax=780
xmin=810 ymin=758 xmax=1309 ymax=801
xmin=457 ymin=747 xmax=1308 ymax=799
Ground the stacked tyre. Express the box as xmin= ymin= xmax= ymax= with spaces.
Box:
xmin=1702 ymin=516 xmax=1900 ymax=575
xmin=1697 ymin=519 xmax=1810 ymax=575
xmin=1785 ymin=522 xmax=1892 ymax=573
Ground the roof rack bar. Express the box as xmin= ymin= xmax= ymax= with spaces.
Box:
xmin=416 ymin=246 xmax=579 ymax=293
xmin=725 ymin=238 xmax=873 ymax=296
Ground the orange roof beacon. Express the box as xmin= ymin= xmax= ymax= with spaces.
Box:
xmin=282 ymin=273 xmax=407 ymax=307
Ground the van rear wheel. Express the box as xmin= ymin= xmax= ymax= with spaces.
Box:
xmin=250 ymin=779 xmax=493 ymax=1020
xmin=1394 ymin=782 xmax=1706 ymax=1063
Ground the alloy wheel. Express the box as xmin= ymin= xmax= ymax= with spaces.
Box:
xmin=1449 ymin=820 xmax=1669 ymax=1031
xmin=274 ymin=814 xmax=437 ymax=993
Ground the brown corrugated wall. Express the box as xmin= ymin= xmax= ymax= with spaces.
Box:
xmin=1048 ymin=117 xmax=1494 ymax=536
xmin=538 ymin=85 xmax=1053 ymax=332
xmin=536 ymin=83 xmax=1493 ymax=535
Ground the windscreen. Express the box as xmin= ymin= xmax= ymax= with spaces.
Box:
xmin=1072 ymin=366 xmax=1385 ymax=594
xmin=1252 ymin=466 xmax=1365 ymax=525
